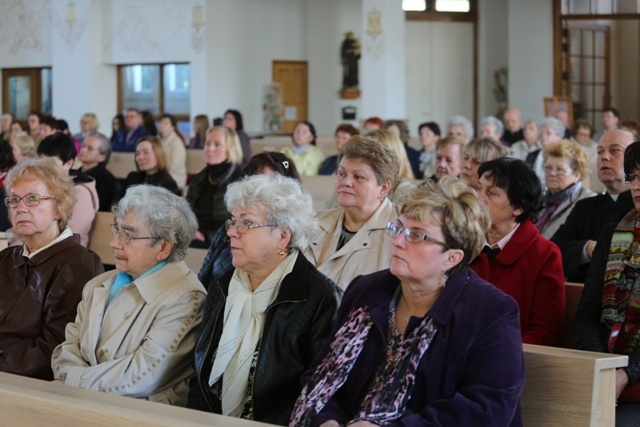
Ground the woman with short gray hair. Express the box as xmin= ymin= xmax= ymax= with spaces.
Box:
xmin=52 ymin=185 xmax=206 ymax=406
xmin=188 ymin=174 xmax=341 ymax=425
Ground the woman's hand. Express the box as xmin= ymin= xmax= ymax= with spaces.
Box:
xmin=319 ymin=421 xmax=341 ymax=427
xmin=616 ymin=368 xmax=630 ymax=398
xmin=193 ymin=230 xmax=206 ymax=241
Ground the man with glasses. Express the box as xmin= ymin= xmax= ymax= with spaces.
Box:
xmin=112 ymin=108 xmax=150 ymax=152
xmin=552 ymin=129 xmax=636 ymax=283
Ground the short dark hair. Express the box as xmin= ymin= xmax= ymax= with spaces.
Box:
xmin=37 ymin=132 xmax=77 ymax=162
xmin=335 ymin=123 xmax=359 ymax=137
xmin=0 ymin=139 xmax=16 ymax=171
xmin=477 ymin=157 xmax=542 ymax=223
xmin=224 ymin=109 xmax=244 ymax=131
xmin=418 ymin=121 xmax=441 ymax=136
xmin=54 ymin=119 xmax=70 ymax=133
xmin=604 ymin=107 xmax=620 ymax=119
xmin=40 ymin=115 xmax=57 ymax=130
xmin=624 ymin=140 xmax=640 ymax=175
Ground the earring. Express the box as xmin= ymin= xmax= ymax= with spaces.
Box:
xmin=279 ymin=251 xmax=286 ymax=256
xmin=438 ymin=270 xmax=447 ymax=288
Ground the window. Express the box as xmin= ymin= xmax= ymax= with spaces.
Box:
xmin=2 ymin=67 xmax=52 ymax=119
xmin=118 ymin=63 xmax=190 ymax=120
xmin=405 ymin=0 xmax=475 ymax=22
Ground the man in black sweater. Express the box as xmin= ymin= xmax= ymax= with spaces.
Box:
xmin=551 ymin=129 xmax=636 ymax=282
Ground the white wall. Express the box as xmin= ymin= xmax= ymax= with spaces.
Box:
xmin=507 ymin=0 xmax=554 ymax=123
xmin=306 ymin=0 xmax=362 ymax=132
xmin=405 ymin=21 xmax=473 ymax=135
xmin=478 ymin=0 xmax=508 ymax=120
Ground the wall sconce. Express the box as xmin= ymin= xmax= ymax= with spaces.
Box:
xmin=192 ymin=4 xmax=204 ymax=30
xmin=66 ymin=0 xmax=76 ymax=26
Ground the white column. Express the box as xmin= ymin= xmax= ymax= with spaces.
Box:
xmin=360 ymin=0 xmax=406 ymax=120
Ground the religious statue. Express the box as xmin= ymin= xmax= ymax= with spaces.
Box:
xmin=341 ymin=32 xmax=361 ymax=90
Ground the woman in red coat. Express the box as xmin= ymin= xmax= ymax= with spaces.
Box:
xmin=471 ymin=158 xmax=566 ymax=345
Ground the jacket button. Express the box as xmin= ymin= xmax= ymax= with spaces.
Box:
xmin=124 ymin=312 xmax=132 ymax=319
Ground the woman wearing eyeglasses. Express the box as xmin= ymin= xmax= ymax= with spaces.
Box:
xmin=51 ymin=185 xmax=206 ymax=406
xmin=303 ymin=136 xmax=398 ymax=290
xmin=576 ymin=140 xmax=640 ymax=422
xmin=0 ymin=158 xmax=103 ymax=380
xmin=536 ymin=140 xmax=596 ymax=239
xmin=291 ymin=177 xmax=524 ymax=427
xmin=472 ymin=157 xmax=565 ymax=346
xmin=188 ymin=174 xmax=341 ymax=425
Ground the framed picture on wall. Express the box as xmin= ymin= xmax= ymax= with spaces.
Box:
xmin=543 ymin=97 xmax=573 ymax=127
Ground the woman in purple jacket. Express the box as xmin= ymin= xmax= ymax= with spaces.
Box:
xmin=291 ymin=177 xmax=525 ymax=427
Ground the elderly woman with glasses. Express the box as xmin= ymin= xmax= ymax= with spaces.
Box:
xmin=472 ymin=158 xmax=565 ymax=346
xmin=291 ymin=177 xmax=525 ymax=427
xmin=536 ymin=140 xmax=596 ymax=239
xmin=576 ymin=140 xmax=640 ymax=424
xmin=51 ymin=185 xmax=206 ymax=406
xmin=0 ymin=158 xmax=103 ymax=380
xmin=188 ymin=174 xmax=341 ymax=425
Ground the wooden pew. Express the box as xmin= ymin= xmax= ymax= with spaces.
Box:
xmin=88 ymin=211 xmax=115 ymax=266
xmin=250 ymin=136 xmax=338 ymax=158
xmin=187 ymin=149 xmax=206 ymax=175
xmin=561 ymin=282 xmax=585 ymax=348
xmin=521 ymin=344 xmax=627 ymax=427
xmin=185 ymin=247 xmax=208 ymax=276
xmin=106 ymin=152 xmax=136 ymax=180
xmin=301 ymin=175 xmax=336 ymax=211
xmin=0 ymin=372 xmax=273 ymax=426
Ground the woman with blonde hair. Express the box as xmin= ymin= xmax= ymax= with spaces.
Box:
xmin=366 ymin=128 xmax=417 ymax=202
xmin=9 ymin=132 xmax=36 ymax=163
xmin=536 ymin=139 xmax=596 ymax=239
xmin=121 ymin=136 xmax=180 ymax=198
xmin=293 ymin=177 xmax=524 ymax=426
xmin=187 ymin=126 xmax=244 ymax=246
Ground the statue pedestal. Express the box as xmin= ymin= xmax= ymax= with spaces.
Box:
xmin=340 ymin=88 xmax=361 ymax=99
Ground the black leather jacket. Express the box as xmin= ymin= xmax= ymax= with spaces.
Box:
xmin=188 ymin=252 xmax=341 ymax=425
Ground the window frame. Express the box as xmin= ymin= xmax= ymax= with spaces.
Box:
xmin=116 ymin=63 xmax=190 ymax=122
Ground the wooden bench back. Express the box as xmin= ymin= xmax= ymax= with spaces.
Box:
xmin=88 ymin=211 xmax=115 ymax=266
xmin=0 ymin=372 xmax=273 ymax=426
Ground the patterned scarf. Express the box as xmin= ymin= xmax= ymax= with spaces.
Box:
xmin=601 ymin=209 xmax=640 ymax=355
xmin=290 ymin=303 xmax=438 ymax=426
xmin=535 ymin=184 xmax=574 ymax=232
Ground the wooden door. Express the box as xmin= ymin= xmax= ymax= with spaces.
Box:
xmin=2 ymin=68 xmax=40 ymax=120
xmin=272 ymin=61 xmax=308 ymax=133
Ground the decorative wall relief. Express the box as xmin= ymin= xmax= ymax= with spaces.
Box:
xmin=53 ymin=0 xmax=87 ymax=50
xmin=191 ymin=2 xmax=204 ymax=54
xmin=104 ymin=1 xmax=185 ymax=59
xmin=0 ymin=0 xmax=50 ymax=54
xmin=365 ymin=8 xmax=384 ymax=64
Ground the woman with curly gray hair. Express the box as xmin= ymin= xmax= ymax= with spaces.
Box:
xmin=52 ymin=185 xmax=207 ymax=406
xmin=188 ymin=174 xmax=341 ymax=425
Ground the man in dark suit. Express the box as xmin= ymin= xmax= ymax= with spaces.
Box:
xmin=551 ymin=129 xmax=636 ymax=282
xmin=111 ymin=108 xmax=150 ymax=152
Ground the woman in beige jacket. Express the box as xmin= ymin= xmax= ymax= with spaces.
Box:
xmin=51 ymin=185 xmax=206 ymax=406
xmin=303 ymin=136 xmax=399 ymax=290
xmin=158 ymin=114 xmax=187 ymax=192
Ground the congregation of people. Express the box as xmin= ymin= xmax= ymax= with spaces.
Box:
xmin=1 ymin=103 xmax=640 ymax=426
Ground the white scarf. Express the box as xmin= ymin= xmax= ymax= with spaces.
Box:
xmin=209 ymin=252 xmax=297 ymax=415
